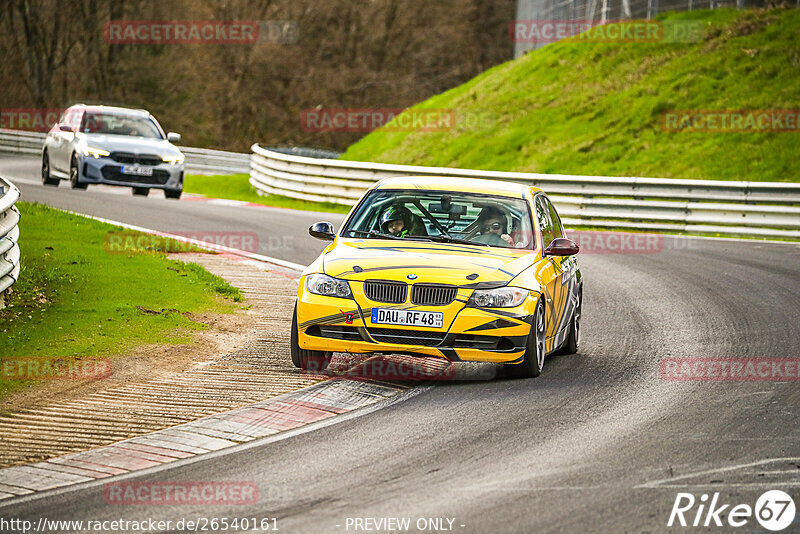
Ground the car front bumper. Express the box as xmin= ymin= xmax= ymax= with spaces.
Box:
xmin=296 ymin=282 xmax=535 ymax=364
xmin=78 ymin=155 xmax=184 ymax=190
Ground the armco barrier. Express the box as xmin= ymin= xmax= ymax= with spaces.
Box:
xmin=0 ymin=177 xmax=21 ymax=306
xmin=250 ymin=144 xmax=800 ymax=239
xmin=0 ymin=129 xmax=249 ymax=175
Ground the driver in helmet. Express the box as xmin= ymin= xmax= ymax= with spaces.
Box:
xmin=381 ymin=205 xmax=411 ymax=237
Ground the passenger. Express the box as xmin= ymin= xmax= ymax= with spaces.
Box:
xmin=475 ymin=206 xmax=515 ymax=247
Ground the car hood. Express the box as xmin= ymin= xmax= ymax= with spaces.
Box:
xmin=79 ymin=134 xmax=181 ymax=156
xmin=323 ymin=238 xmax=538 ymax=287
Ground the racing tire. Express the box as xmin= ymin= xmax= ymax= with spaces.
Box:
xmin=164 ymin=188 xmax=182 ymax=200
xmin=41 ymin=152 xmax=59 ymax=186
xmin=560 ymin=286 xmax=581 ymax=355
xmin=505 ymin=298 xmax=546 ymax=378
xmin=132 ymin=187 xmax=149 ymax=197
xmin=69 ymin=154 xmax=87 ymax=190
xmin=290 ymin=303 xmax=332 ymax=372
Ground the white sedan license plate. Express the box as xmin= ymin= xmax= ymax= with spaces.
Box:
xmin=371 ymin=308 xmax=443 ymax=329
xmin=121 ymin=165 xmax=153 ymax=176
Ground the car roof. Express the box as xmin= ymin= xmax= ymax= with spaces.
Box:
xmin=373 ymin=175 xmax=542 ymax=198
xmin=69 ymin=104 xmax=151 ymax=117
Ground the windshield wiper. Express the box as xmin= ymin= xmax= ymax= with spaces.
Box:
xmin=345 ymin=229 xmax=406 ymax=241
xmin=423 ymin=234 xmax=489 ymax=247
xmin=346 ymin=230 xmax=488 ymax=246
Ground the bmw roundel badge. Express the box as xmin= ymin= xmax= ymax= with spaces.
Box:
xmin=407 ymin=273 xmax=418 ymax=280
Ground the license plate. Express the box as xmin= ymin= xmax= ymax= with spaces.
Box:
xmin=371 ymin=308 xmax=443 ymax=329
xmin=121 ymin=165 xmax=153 ymax=176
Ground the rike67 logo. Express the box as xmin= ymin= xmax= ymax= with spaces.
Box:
xmin=668 ymin=490 xmax=796 ymax=531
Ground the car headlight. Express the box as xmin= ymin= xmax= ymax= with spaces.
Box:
xmin=83 ymin=146 xmax=110 ymax=158
xmin=468 ymin=287 xmax=529 ymax=308
xmin=306 ymin=273 xmax=352 ymax=299
xmin=162 ymin=153 xmax=185 ymax=165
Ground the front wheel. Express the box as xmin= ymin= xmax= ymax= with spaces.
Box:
xmin=164 ymin=188 xmax=182 ymax=199
xmin=290 ymin=304 xmax=332 ymax=372
xmin=505 ymin=298 xmax=546 ymax=378
xmin=41 ymin=152 xmax=59 ymax=186
xmin=69 ymin=155 xmax=87 ymax=190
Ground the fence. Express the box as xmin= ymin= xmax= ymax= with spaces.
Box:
xmin=513 ymin=0 xmax=788 ymax=56
xmin=250 ymin=144 xmax=800 ymax=239
xmin=0 ymin=177 xmax=21 ymax=307
xmin=0 ymin=129 xmax=249 ymax=175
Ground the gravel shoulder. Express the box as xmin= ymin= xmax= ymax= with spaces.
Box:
xmin=0 ymin=253 xmax=316 ymax=468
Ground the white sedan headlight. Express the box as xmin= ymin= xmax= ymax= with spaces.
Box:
xmin=162 ymin=153 xmax=185 ymax=165
xmin=469 ymin=287 xmax=529 ymax=308
xmin=83 ymin=146 xmax=110 ymax=158
xmin=306 ymin=273 xmax=352 ymax=299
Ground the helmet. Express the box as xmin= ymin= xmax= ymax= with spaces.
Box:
xmin=381 ymin=206 xmax=410 ymax=232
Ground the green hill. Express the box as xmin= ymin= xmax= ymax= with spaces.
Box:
xmin=341 ymin=8 xmax=800 ymax=182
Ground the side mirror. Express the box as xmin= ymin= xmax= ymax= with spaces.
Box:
xmin=544 ymin=237 xmax=579 ymax=257
xmin=58 ymin=123 xmax=73 ymax=133
xmin=309 ymin=221 xmax=335 ymax=241
xmin=167 ymin=132 xmax=181 ymax=143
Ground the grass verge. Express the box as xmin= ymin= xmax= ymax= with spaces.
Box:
xmin=0 ymin=202 xmax=243 ymax=399
xmin=341 ymin=8 xmax=800 ymax=182
xmin=184 ymin=173 xmax=350 ymax=213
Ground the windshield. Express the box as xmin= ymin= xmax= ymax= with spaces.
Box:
xmin=342 ymin=189 xmax=535 ymax=250
xmin=80 ymin=112 xmax=164 ymax=139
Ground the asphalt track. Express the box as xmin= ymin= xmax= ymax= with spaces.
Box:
xmin=0 ymin=154 xmax=341 ymax=266
xmin=2 ymin=153 xmax=800 ymax=533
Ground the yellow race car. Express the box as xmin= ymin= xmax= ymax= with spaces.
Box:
xmin=291 ymin=176 xmax=582 ymax=378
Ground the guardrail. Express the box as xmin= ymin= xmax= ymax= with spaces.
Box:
xmin=0 ymin=129 xmax=249 ymax=175
xmin=250 ymin=144 xmax=800 ymax=239
xmin=0 ymin=177 xmax=21 ymax=307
